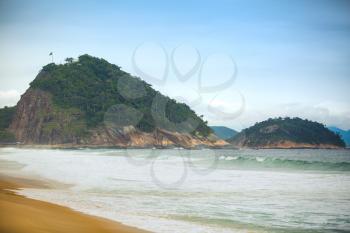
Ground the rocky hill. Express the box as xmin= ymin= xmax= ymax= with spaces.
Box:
xmin=228 ymin=117 xmax=345 ymax=149
xmin=1 ymin=55 xmax=227 ymax=148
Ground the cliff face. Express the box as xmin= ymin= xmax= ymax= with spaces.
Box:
xmin=9 ymin=89 xmax=51 ymax=143
xmin=9 ymin=88 xmax=227 ymax=148
xmin=228 ymin=118 xmax=345 ymax=149
xmin=9 ymin=89 xmax=82 ymax=144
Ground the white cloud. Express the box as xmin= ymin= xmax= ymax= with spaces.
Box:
xmin=225 ymin=101 xmax=350 ymax=131
xmin=0 ymin=90 xmax=20 ymax=108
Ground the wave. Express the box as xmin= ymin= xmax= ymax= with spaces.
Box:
xmin=170 ymin=214 xmax=328 ymax=233
xmin=218 ymin=156 xmax=350 ymax=171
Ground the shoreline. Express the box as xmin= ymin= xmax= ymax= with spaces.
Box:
xmin=0 ymin=144 xmax=348 ymax=150
xmin=0 ymin=173 xmax=150 ymax=233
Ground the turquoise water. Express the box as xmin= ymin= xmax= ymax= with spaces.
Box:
xmin=0 ymin=148 xmax=349 ymax=233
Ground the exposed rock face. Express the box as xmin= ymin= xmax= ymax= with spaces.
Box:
xmin=87 ymin=126 xmax=227 ymax=148
xmin=9 ymin=89 xmax=82 ymax=144
xmin=231 ymin=137 xmax=343 ymax=149
xmin=9 ymin=88 xmax=227 ymax=148
xmin=9 ymin=89 xmax=53 ymax=143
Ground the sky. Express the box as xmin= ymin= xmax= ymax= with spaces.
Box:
xmin=0 ymin=0 xmax=349 ymax=130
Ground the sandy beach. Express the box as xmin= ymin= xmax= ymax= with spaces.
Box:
xmin=0 ymin=173 xmax=148 ymax=233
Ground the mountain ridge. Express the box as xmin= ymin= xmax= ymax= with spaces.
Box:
xmin=328 ymin=127 xmax=350 ymax=147
xmin=210 ymin=126 xmax=238 ymax=140
xmin=0 ymin=55 xmax=346 ymax=149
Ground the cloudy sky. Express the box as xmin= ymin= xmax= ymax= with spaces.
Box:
xmin=0 ymin=0 xmax=349 ymax=130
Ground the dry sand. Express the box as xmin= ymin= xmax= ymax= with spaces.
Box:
xmin=0 ymin=174 xmax=149 ymax=233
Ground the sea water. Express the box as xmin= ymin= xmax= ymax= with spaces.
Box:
xmin=0 ymin=147 xmax=349 ymax=233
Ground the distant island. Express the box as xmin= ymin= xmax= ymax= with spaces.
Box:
xmin=0 ymin=55 xmax=226 ymax=148
xmin=228 ymin=117 xmax=345 ymax=149
xmin=328 ymin=127 xmax=350 ymax=147
xmin=210 ymin=126 xmax=238 ymax=140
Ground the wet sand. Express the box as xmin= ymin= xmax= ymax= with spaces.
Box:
xmin=0 ymin=174 xmax=149 ymax=233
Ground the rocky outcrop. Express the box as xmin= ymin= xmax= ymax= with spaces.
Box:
xmin=84 ymin=125 xmax=227 ymax=148
xmin=231 ymin=137 xmax=343 ymax=149
xmin=9 ymin=88 xmax=228 ymax=148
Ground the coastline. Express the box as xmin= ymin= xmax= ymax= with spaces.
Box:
xmin=1 ymin=147 xmax=349 ymax=232
xmin=0 ymin=143 xmax=229 ymax=150
xmin=0 ymin=143 xmax=347 ymax=150
xmin=0 ymin=173 xmax=149 ymax=233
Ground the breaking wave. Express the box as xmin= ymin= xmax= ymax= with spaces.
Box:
xmin=218 ymin=155 xmax=350 ymax=171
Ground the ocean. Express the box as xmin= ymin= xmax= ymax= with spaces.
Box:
xmin=0 ymin=147 xmax=349 ymax=233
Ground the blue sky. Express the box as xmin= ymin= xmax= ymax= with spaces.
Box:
xmin=0 ymin=0 xmax=349 ymax=130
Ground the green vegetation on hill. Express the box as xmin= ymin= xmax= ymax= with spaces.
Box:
xmin=229 ymin=117 xmax=345 ymax=148
xmin=0 ymin=106 xmax=16 ymax=143
xmin=30 ymin=54 xmax=211 ymax=136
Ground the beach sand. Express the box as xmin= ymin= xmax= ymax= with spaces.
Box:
xmin=0 ymin=174 xmax=149 ymax=233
